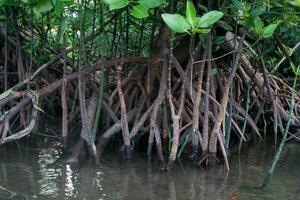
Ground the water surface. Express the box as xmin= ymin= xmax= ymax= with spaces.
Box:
xmin=0 ymin=143 xmax=299 ymax=200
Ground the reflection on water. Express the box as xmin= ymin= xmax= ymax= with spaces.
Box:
xmin=38 ymin=149 xmax=62 ymax=197
xmin=0 ymin=143 xmax=299 ymax=200
xmin=65 ymin=164 xmax=75 ymax=197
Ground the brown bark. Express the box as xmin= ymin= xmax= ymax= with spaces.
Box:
xmin=0 ymin=57 xmax=146 ymax=115
xmin=261 ymin=57 xmax=278 ymax=144
xmin=68 ymin=93 xmax=99 ymax=163
xmin=4 ymin=18 xmax=8 ymax=90
xmin=61 ymin=37 xmax=69 ymax=147
xmin=166 ymin=51 xmax=187 ymax=169
xmin=191 ymin=48 xmax=207 ymax=159
xmin=79 ymin=80 xmax=97 ymax=162
xmin=203 ymin=35 xmax=213 ymax=156
xmin=117 ymin=65 xmax=131 ymax=159
xmin=147 ymin=51 xmax=168 ymax=160
xmin=208 ymin=30 xmax=247 ymax=171
xmin=96 ymin=109 xmax=137 ymax=159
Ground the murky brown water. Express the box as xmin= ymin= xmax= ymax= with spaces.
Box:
xmin=0 ymin=143 xmax=299 ymax=200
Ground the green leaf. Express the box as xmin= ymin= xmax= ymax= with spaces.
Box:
xmin=254 ymin=17 xmax=263 ymax=35
xmin=217 ymin=20 xmax=233 ymax=31
xmin=55 ymin=0 xmax=64 ymax=16
xmin=186 ymin=0 xmax=196 ymax=28
xmin=131 ymin=4 xmax=149 ymax=18
xmin=210 ymin=68 xmax=218 ymax=76
xmin=1 ymin=0 xmax=18 ymax=6
xmin=107 ymin=0 xmax=129 ymax=10
xmin=232 ymin=0 xmax=243 ymax=10
xmin=198 ymin=4 xmax=208 ymax=12
xmin=290 ymin=62 xmax=300 ymax=75
xmin=103 ymin=0 xmax=115 ymax=4
xmin=138 ymin=0 xmax=164 ymax=8
xmin=0 ymin=15 xmax=6 ymax=21
xmin=196 ymin=11 xmax=224 ymax=28
xmin=161 ymin=13 xmax=191 ymax=33
xmin=243 ymin=3 xmax=251 ymax=13
xmin=262 ymin=23 xmax=278 ymax=38
xmin=59 ymin=17 xmax=67 ymax=38
xmin=214 ymin=36 xmax=225 ymax=45
xmin=250 ymin=7 xmax=265 ymax=16
xmin=192 ymin=28 xmax=210 ymax=34
xmin=35 ymin=0 xmax=54 ymax=14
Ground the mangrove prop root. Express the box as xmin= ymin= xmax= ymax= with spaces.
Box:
xmin=0 ymin=27 xmax=299 ymax=173
xmin=117 ymin=65 xmax=131 ymax=159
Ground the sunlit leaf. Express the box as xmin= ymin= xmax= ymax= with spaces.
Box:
xmin=262 ymin=23 xmax=278 ymax=38
xmin=138 ymin=0 xmax=164 ymax=8
xmin=161 ymin=13 xmax=191 ymax=33
xmin=110 ymin=1 xmax=128 ymax=10
xmin=103 ymin=0 xmax=115 ymax=4
xmin=0 ymin=15 xmax=6 ymax=20
xmin=290 ymin=62 xmax=300 ymax=75
xmin=186 ymin=0 xmax=196 ymax=28
xmin=243 ymin=3 xmax=251 ymax=13
xmin=131 ymin=4 xmax=149 ymax=18
xmin=196 ymin=11 xmax=224 ymax=28
xmin=192 ymin=28 xmax=210 ymax=34
xmin=55 ymin=0 xmax=64 ymax=16
xmin=254 ymin=17 xmax=263 ymax=35
xmin=104 ymin=0 xmax=129 ymax=10
xmin=250 ymin=7 xmax=265 ymax=16
xmin=35 ymin=0 xmax=54 ymax=14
